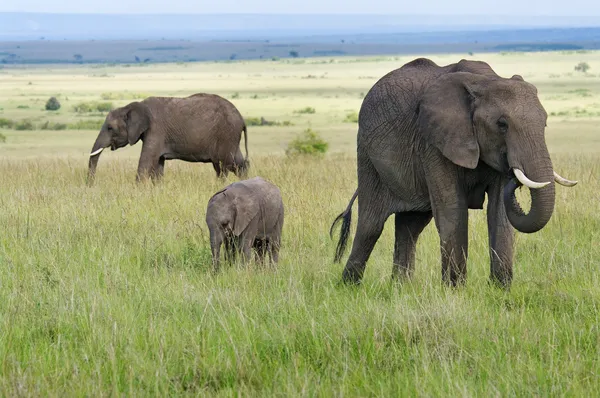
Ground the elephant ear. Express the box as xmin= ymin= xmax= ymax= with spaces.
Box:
xmin=418 ymin=72 xmax=488 ymax=169
xmin=232 ymin=194 xmax=259 ymax=236
xmin=124 ymin=102 xmax=150 ymax=145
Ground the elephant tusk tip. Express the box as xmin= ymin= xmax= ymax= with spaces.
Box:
xmin=513 ymin=169 xmax=551 ymax=189
xmin=89 ymin=148 xmax=104 ymax=156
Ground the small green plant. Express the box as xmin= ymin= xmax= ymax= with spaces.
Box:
xmin=294 ymin=106 xmax=316 ymax=114
xmin=45 ymin=96 xmax=61 ymax=111
xmin=574 ymin=62 xmax=590 ymax=73
xmin=14 ymin=119 xmax=35 ymax=130
xmin=231 ymin=92 xmax=240 ymax=99
xmin=0 ymin=118 xmax=14 ymax=129
xmin=17 ymin=105 xmax=30 ymax=109
xmin=344 ymin=111 xmax=359 ymax=123
xmin=0 ymin=132 xmax=6 ymax=142
xmin=286 ymin=128 xmax=329 ymax=156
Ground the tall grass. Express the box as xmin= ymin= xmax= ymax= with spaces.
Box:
xmin=0 ymin=153 xmax=598 ymax=395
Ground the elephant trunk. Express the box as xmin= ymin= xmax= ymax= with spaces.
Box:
xmin=87 ymin=129 xmax=111 ymax=185
xmin=503 ymin=149 xmax=555 ymax=234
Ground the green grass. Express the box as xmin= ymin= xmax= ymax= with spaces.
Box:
xmin=0 ymin=51 xmax=599 ymax=395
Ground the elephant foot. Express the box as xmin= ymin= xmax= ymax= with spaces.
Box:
xmin=342 ymin=266 xmax=363 ymax=285
xmin=489 ymin=274 xmax=512 ymax=290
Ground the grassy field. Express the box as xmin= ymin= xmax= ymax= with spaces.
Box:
xmin=0 ymin=51 xmax=599 ymax=396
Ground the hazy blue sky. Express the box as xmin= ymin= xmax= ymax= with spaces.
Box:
xmin=2 ymin=0 xmax=600 ymax=16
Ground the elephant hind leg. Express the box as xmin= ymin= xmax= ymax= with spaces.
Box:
xmin=342 ymin=204 xmax=390 ymax=284
xmin=393 ymin=211 xmax=433 ymax=280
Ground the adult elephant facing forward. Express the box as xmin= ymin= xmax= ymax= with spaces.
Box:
xmin=87 ymin=93 xmax=248 ymax=183
xmin=331 ymin=58 xmax=577 ymax=288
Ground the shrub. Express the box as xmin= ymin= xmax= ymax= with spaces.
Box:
xmin=96 ymin=102 xmax=114 ymax=112
xmin=289 ymin=51 xmax=299 ymax=58
xmin=244 ymin=117 xmax=295 ymax=127
xmin=68 ymin=119 xmax=104 ymax=130
xmin=14 ymin=119 xmax=35 ymax=130
xmin=45 ymin=96 xmax=61 ymax=111
xmin=40 ymin=121 xmax=68 ymax=130
xmin=231 ymin=92 xmax=240 ymax=99
xmin=286 ymin=128 xmax=329 ymax=156
xmin=100 ymin=92 xmax=148 ymax=100
xmin=17 ymin=105 xmax=30 ymax=109
xmin=0 ymin=132 xmax=5 ymax=143
xmin=344 ymin=111 xmax=359 ymax=123
xmin=294 ymin=107 xmax=316 ymax=114
xmin=73 ymin=101 xmax=113 ymax=113
xmin=574 ymin=62 xmax=590 ymax=73
xmin=0 ymin=118 xmax=14 ymax=129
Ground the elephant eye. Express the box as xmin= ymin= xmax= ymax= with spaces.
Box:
xmin=497 ymin=118 xmax=508 ymax=133
xmin=107 ymin=126 xmax=113 ymax=131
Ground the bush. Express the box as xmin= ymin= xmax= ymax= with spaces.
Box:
xmin=344 ymin=111 xmax=359 ymax=123
xmin=244 ymin=117 xmax=295 ymax=127
xmin=100 ymin=92 xmax=148 ymax=100
xmin=73 ymin=101 xmax=113 ymax=113
xmin=574 ymin=62 xmax=590 ymax=73
xmin=286 ymin=128 xmax=329 ymax=156
xmin=68 ymin=119 xmax=104 ymax=130
xmin=40 ymin=121 xmax=68 ymax=130
xmin=14 ymin=119 xmax=35 ymax=130
xmin=294 ymin=107 xmax=316 ymax=114
xmin=45 ymin=96 xmax=61 ymax=111
xmin=0 ymin=118 xmax=14 ymax=129
xmin=17 ymin=105 xmax=30 ymax=109
xmin=0 ymin=132 xmax=5 ymax=143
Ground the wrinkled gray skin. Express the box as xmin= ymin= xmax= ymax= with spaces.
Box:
xmin=87 ymin=93 xmax=248 ymax=183
xmin=206 ymin=176 xmax=284 ymax=271
xmin=331 ymin=58 xmax=577 ymax=288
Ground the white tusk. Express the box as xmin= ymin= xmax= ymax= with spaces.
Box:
xmin=554 ymin=171 xmax=578 ymax=187
xmin=89 ymin=148 xmax=104 ymax=156
xmin=513 ymin=169 xmax=551 ymax=189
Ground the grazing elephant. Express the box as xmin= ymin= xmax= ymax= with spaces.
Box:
xmin=87 ymin=93 xmax=248 ymax=183
xmin=206 ymin=176 xmax=284 ymax=271
xmin=330 ymin=58 xmax=577 ymax=288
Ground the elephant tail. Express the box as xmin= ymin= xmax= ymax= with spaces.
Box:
xmin=330 ymin=189 xmax=358 ymax=263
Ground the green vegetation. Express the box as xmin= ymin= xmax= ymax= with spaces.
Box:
xmin=286 ymin=128 xmax=329 ymax=156
xmin=45 ymin=96 xmax=61 ymax=111
xmin=0 ymin=51 xmax=598 ymax=396
xmin=0 ymin=118 xmax=104 ymax=131
xmin=0 ymin=132 xmax=5 ymax=142
xmin=244 ymin=117 xmax=294 ymax=127
xmin=14 ymin=119 xmax=35 ymax=130
xmin=0 ymin=118 xmax=14 ymax=128
xmin=574 ymin=62 xmax=591 ymax=73
xmin=100 ymin=92 xmax=149 ymax=100
xmin=73 ymin=101 xmax=114 ymax=113
xmin=294 ymin=106 xmax=316 ymax=114
xmin=344 ymin=111 xmax=359 ymax=123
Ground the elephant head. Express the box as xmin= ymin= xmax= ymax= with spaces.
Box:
xmin=87 ymin=101 xmax=151 ymax=184
xmin=418 ymin=71 xmax=577 ymax=233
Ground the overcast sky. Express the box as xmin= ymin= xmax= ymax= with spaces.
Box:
xmin=2 ymin=0 xmax=600 ymax=16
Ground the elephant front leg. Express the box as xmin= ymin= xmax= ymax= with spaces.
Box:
xmin=486 ymin=179 xmax=514 ymax=288
xmin=433 ymin=205 xmax=469 ymax=287
xmin=136 ymin=141 xmax=163 ymax=182
xmin=393 ymin=211 xmax=433 ymax=280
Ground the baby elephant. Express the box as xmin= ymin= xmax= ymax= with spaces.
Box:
xmin=206 ymin=176 xmax=284 ymax=270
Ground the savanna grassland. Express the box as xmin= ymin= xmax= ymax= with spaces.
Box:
xmin=0 ymin=51 xmax=599 ymax=396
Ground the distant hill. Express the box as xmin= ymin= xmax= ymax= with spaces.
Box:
xmin=0 ymin=13 xmax=599 ymax=64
